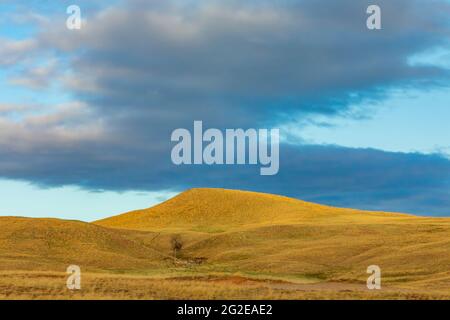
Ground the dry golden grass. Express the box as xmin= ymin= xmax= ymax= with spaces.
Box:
xmin=0 ymin=217 xmax=170 ymax=271
xmin=1 ymin=188 xmax=450 ymax=299
xmin=1 ymin=271 xmax=448 ymax=300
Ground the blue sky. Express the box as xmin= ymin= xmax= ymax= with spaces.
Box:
xmin=1 ymin=0 xmax=450 ymax=219
xmin=290 ymin=88 xmax=450 ymax=154
xmin=0 ymin=179 xmax=175 ymax=221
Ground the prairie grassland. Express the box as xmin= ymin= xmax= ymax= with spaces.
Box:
xmin=1 ymin=271 xmax=449 ymax=300
xmin=1 ymin=188 xmax=449 ymax=299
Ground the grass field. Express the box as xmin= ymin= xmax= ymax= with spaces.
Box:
xmin=2 ymin=271 xmax=449 ymax=300
xmin=0 ymin=188 xmax=449 ymax=299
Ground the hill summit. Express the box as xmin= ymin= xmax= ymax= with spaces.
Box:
xmin=94 ymin=188 xmax=413 ymax=232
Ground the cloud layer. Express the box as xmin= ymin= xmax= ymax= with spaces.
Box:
xmin=1 ymin=0 xmax=450 ymax=215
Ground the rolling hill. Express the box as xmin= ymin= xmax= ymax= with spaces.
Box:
xmin=94 ymin=188 xmax=426 ymax=232
xmin=0 ymin=217 xmax=169 ymax=271
xmin=93 ymin=189 xmax=450 ymax=292
xmin=1 ymin=188 xmax=450 ymax=299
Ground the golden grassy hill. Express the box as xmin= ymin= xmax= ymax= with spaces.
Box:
xmin=0 ymin=217 xmax=170 ymax=272
xmin=1 ymin=188 xmax=450 ymax=299
xmin=94 ymin=188 xmax=431 ymax=232
xmin=93 ymin=188 xmax=450 ymax=295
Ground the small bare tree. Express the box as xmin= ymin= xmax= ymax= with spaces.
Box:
xmin=171 ymin=234 xmax=183 ymax=258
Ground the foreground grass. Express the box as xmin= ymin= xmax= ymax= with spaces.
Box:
xmin=0 ymin=270 xmax=449 ymax=300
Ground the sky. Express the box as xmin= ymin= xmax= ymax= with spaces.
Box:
xmin=0 ymin=0 xmax=450 ymax=220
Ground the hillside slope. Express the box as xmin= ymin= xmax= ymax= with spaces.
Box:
xmin=94 ymin=188 xmax=435 ymax=232
xmin=93 ymin=188 xmax=450 ymax=289
xmin=0 ymin=217 xmax=169 ymax=271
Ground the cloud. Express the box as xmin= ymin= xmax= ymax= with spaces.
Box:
xmin=0 ymin=138 xmax=449 ymax=215
xmin=0 ymin=38 xmax=37 ymax=66
xmin=22 ymin=0 xmax=449 ymax=137
xmin=0 ymin=103 xmax=34 ymax=114
xmin=1 ymin=0 xmax=450 ymax=215
xmin=8 ymin=59 xmax=61 ymax=89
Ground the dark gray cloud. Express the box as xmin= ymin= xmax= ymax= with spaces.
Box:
xmin=37 ymin=0 xmax=450 ymax=124
xmin=1 ymin=141 xmax=449 ymax=216
xmin=1 ymin=0 xmax=450 ymax=215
